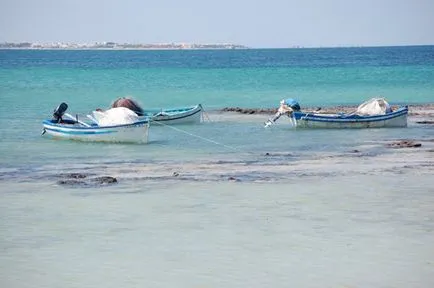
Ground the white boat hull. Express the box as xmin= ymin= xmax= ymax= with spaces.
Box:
xmin=42 ymin=120 xmax=149 ymax=143
xmin=144 ymin=105 xmax=203 ymax=125
xmin=293 ymin=107 xmax=408 ymax=129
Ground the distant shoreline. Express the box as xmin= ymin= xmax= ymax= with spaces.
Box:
xmin=1 ymin=44 xmax=433 ymax=51
xmin=0 ymin=47 xmax=250 ymax=51
xmin=0 ymin=42 xmax=249 ymax=50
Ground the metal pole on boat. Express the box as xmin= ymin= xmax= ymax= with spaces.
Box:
xmin=63 ymin=113 xmax=91 ymax=127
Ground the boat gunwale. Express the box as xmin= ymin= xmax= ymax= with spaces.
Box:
xmin=294 ymin=106 xmax=408 ymax=123
xmin=42 ymin=119 xmax=150 ymax=130
xmin=143 ymin=104 xmax=202 ymax=115
xmin=148 ymin=105 xmax=202 ymax=122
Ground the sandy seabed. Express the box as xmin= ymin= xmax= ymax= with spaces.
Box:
xmin=7 ymin=103 xmax=433 ymax=188
xmin=1 ymin=106 xmax=434 ymax=288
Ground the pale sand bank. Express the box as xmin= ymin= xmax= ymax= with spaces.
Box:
xmin=2 ymin=138 xmax=432 ymax=187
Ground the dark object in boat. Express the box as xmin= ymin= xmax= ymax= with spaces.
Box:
xmin=111 ymin=97 xmax=144 ymax=116
xmin=53 ymin=102 xmax=68 ymax=122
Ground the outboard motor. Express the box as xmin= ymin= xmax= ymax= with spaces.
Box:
xmin=52 ymin=102 xmax=68 ymax=123
xmin=264 ymin=98 xmax=300 ymax=128
xmin=282 ymin=98 xmax=300 ymax=111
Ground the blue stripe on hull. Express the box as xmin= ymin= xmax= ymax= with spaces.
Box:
xmin=42 ymin=119 xmax=149 ymax=129
xmin=44 ymin=127 xmax=115 ymax=135
xmin=293 ymin=107 xmax=408 ymax=123
xmin=151 ymin=107 xmax=202 ymax=122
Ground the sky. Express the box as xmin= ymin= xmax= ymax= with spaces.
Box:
xmin=0 ymin=0 xmax=433 ymax=48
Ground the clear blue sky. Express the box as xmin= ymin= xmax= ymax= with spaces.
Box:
xmin=1 ymin=0 xmax=433 ymax=48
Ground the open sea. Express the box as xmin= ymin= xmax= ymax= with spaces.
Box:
xmin=1 ymin=46 xmax=434 ymax=287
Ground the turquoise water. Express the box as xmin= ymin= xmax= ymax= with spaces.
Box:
xmin=1 ymin=46 xmax=434 ymax=113
xmin=1 ymin=46 xmax=433 ymax=166
xmin=1 ymin=47 xmax=434 ymax=287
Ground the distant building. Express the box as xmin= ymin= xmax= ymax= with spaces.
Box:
xmin=0 ymin=41 xmax=249 ymax=50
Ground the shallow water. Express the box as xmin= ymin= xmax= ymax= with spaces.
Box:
xmin=1 ymin=47 xmax=434 ymax=287
xmin=1 ymin=116 xmax=434 ymax=287
xmin=1 ymin=174 xmax=434 ymax=288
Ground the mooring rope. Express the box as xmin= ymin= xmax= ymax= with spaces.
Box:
xmin=199 ymin=104 xmax=212 ymax=122
xmin=150 ymin=120 xmax=241 ymax=152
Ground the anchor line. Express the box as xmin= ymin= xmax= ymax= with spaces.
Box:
xmin=199 ymin=104 xmax=212 ymax=122
xmin=149 ymin=120 xmax=242 ymax=152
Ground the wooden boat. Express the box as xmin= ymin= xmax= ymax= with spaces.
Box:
xmin=42 ymin=119 xmax=150 ymax=143
xmin=42 ymin=103 xmax=150 ymax=143
xmin=42 ymin=119 xmax=149 ymax=143
xmin=142 ymin=104 xmax=203 ymax=125
xmin=265 ymin=98 xmax=408 ymax=129
xmin=292 ymin=106 xmax=408 ymax=128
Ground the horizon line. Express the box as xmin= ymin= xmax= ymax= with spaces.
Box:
xmin=1 ymin=41 xmax=433 ymax=50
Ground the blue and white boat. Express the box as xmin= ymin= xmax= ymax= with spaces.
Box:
xmin=143 ymin=104 xmax=203 ymax=125
xmin=42 ymin=103 xmax=150 ymax=143
xmin=292 ymin=106 xmax=408 ymax=128
xmin=265 ymin=98 xmax=408 ymax=129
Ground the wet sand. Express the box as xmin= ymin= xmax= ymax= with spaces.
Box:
xmin=2 ymin=136 xmax=433 ymax=188
xmin=2 ymin=172 xmax=434 ymax=288
xmin=2 ymin=107 xmax=433 ymax=288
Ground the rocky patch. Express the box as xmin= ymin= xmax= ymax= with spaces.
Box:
xmin=416 ymin=121 xmax=434 ymax=124
xmin=386 ymin=140 xmax=422 ymax=148
xmin=221 ymin=107 xmax=277 ymax=114
xmin=56 ymin=173 xmax=117 ymax=187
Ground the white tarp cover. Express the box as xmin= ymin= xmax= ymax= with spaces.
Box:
xmin=92 ymin=107 xmax=139 ymax=126
xmin=356 ymin=98 xmax=392 ymax=116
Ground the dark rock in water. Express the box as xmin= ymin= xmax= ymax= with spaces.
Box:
xmin=57 ymin=175 xmax=117 ymax=187
xmin=60 ymin=173 xmax=87 ymax=179
xmin=93 ymin=176 xmax=117 ymax=184
xmin=263 ymin=152 xmax=294 ymax=157
xmin=386 ymin=140 xmax=422 ymax=148
xmin=416 ymin=121 xmax=434 ymax=124
xmin=57 ymin=179 xmax=87 ymax=186
xmin=221 ymin=107 xmax=277 ymax=114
